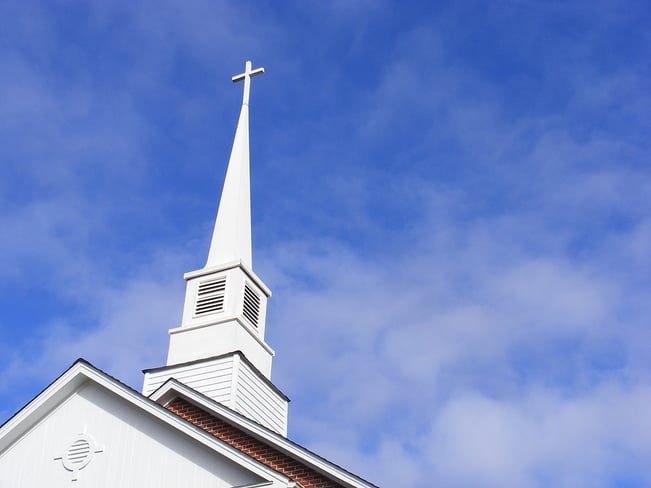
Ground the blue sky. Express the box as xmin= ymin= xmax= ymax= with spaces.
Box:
xmin=1 ymin=1 xmax=650 ymax=486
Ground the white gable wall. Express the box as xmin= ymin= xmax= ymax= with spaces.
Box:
xmin=0 ymin=381 xmax=266 ymax=488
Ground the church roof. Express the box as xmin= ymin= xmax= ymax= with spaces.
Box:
xmin=151 ymin=377 xmax=378 ymax=488
xmin=0 ymin=359 xmax=377 ymax=488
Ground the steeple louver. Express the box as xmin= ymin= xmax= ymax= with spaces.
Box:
xmin=243 ymin=283 xmax=261 ymax=327
xmin=195 ymin=277 xmax=226 ymax=316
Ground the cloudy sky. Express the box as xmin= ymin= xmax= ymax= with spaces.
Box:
xmin=1 ymin=1 xmax=650 ymax=486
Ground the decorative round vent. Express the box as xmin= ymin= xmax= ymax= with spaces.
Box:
xmin=65 ymin=437 xmax=92 ymax=469
xmin=54 ymin=433 xmax=103 ymax=481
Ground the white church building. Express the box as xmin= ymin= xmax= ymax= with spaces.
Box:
xmin=0 ymin=62 xmax=377 ymax=488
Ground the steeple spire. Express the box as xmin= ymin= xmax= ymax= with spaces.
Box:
xmin=206 ymin=61 xmax=264 ymax=269
xmin=144 ymin=61 xmax=287 ymax=435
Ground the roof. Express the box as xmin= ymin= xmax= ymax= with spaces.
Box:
xmin=151 ymin=377 xmax=379 ymax=488
xmin=0 ymin=359 xmax=378 ymax=488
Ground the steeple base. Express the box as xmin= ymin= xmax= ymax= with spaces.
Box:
xmin=143 ymin=352 xmax=288 ymax=436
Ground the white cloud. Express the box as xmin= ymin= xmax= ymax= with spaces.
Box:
xmin=427 ymin=384 xmax=651 ymax=487
xmin=1 ymin=2 xmax=649 ymax=487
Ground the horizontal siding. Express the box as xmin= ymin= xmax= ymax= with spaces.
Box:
xmin=234 ymin=361 xmax=287 ymax=435
xmin=142 ymin=354 xmax=288 ymax=435
xmin=235 ymin=394 xmax=277 ymax=428
xmin=143 ymin=357 xmax=234 ymax=406
xmin=237 ymin=373 xmax=284 ymax=422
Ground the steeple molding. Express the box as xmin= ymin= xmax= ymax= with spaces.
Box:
xmin=184 ymin=260 xmax=272 ymax=296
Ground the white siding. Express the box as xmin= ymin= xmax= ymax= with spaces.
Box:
xmin=142 ymin=353 xmax=288 ymax=436
xmin=143 ymin=356 xmax=235 ymax=407
xmin=0 ymin=383 xmax=265 ymax=488
xmin=235 ymin=360 xmax=288 ymax=436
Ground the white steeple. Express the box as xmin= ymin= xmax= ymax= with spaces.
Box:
xmin=143 ymin=61 xmax=288 ymax=435
xmin=206 ymin=61 xmax=263 ymax=269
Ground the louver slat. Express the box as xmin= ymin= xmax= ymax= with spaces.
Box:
xmin=195 ymin=278 xmax=226 ymax=316
xmin=243 ymin=284 xmax=260 ymax=326
xmin=66 ymin=439 xmax=91 ymax=465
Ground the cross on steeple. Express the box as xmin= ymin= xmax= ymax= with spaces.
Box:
xmin=232 ymin=60 xmax=264 ymax=106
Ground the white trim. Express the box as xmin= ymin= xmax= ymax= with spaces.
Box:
xmin=233 ymin=483 xmax=274 ymax=488
xmin=168 ymin=316 xmax=275 ymax=356
xmin=192 ymin=274 xmax=228 ymax=319
xmin=230 ymin=353 xmax=241 ymax=408
xmin=150 ymin=380 xmax=377 ymax=488
xmin=185 ymin=261 xmax=271 ymax=297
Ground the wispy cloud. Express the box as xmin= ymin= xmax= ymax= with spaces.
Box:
xmin=0 ymin=1 xmax=649 ymax=486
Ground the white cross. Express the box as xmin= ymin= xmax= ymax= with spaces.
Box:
xmin=232 ymin=60 xmax=264 ymax=106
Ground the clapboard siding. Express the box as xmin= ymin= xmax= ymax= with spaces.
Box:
xmin=143 ymin=356 xmax=235 ymax=407
xmin=238 ymin=371 xmax=284 ymax=423
xmin=142 ymin=353 xmax=288 ymax=436
xmin=235 ymin=361 xmax=287 ymax=435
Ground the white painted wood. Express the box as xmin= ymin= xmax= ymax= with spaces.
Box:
xmin=232 ymin=60 xmax=264 ymax=107
xmin=206 ymin=61 xmax=264 ymax=270
xmin=143 ymin=355 xmax=235 ymax=405
xmin=0 ymin=382 xmax=267 ymax=488
xmin=169 ymin=261 xmax=273 ymax=378
xmin=0 ymin=362 xmax=293 ymax=488
xmin=167 ymin=314 xmax=273 ymax=378
xmin=160 ymin=61 xmax=282 ymax=439
xmin=143 ymin=353 xmax=288 ymax=436
xmin=235 ymin=361 xmax=287 ymax=435
xmin=165 ymin=61 xmax=275 ymax=383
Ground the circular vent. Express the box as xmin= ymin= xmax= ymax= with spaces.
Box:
xmin=55 ymin=433 xmax=103 ymax=481
xmin=64 ymin=438 xmax=92 ymax=469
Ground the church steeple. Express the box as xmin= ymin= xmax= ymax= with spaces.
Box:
xmin=143 ymin=61 xmax=288 ymax=435
xmin=206 ymin=61 xmax=263 ymax=269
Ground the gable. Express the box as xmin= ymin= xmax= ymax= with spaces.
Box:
xmin=0 ymin=372 xmax=282 ymax=487
xmin=0 ymin=359 xmax=298 ymax=488
xmin=0 ymin=360 xmax=376 ymax=488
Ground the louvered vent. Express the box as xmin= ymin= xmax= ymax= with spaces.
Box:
xmin=195 ymin=277 xmax=226 ymax=316
xmin=65 ymin=438 xmax=91 ymax=467
xmin=243 ymin=284 xmax=261 ymax=327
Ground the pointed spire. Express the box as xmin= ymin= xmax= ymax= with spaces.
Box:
xmin=206 ymin=61 xmax=264 ymax=270
xmin=146 ymin=61 xmax=283 ymax=434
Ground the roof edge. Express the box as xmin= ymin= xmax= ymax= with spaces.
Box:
xmin=0 ymin=359 xmax=291 ymax=486
xmin=150 ymin=379 xmax=378 ymax=488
